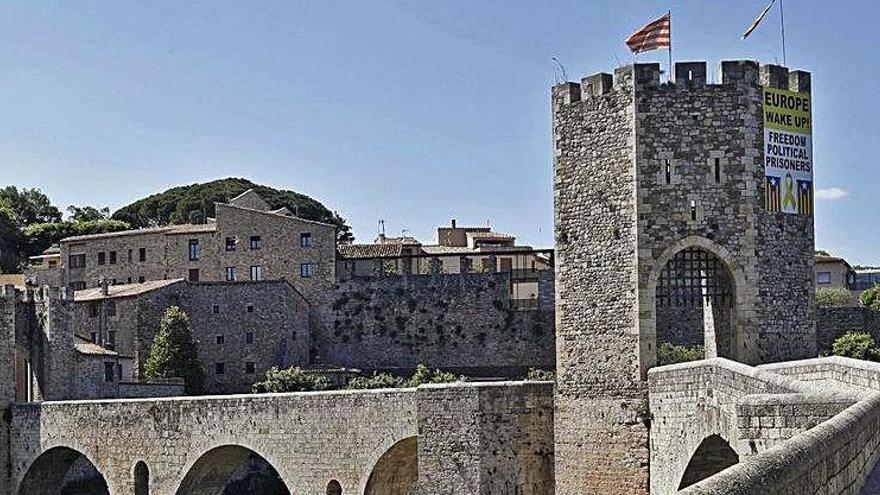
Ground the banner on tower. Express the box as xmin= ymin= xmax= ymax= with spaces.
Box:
xmin=763 ymin=86 xmax=812 ymax=215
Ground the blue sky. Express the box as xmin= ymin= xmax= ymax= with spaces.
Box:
xmin=0 ymin=1 xmax=875 ymax=262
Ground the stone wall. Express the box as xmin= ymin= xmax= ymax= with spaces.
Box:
xmin=414 ymin=381 xmax=554 ymax=495
xmin=315 ymin=271 xmax=555 ymax=374
xmin=816 ymin=306 xmax=880 ymax=354
xmin=9 ymin=381 xmax=555 ymax=495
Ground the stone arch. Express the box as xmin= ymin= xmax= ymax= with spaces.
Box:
xmin=175 ymin=445 xmax=291 ymax=495
xmin=642 ymin=235 xmax=750 ymax=373
xmin=363 ymin=436 xmax=418 ymax=495
xmin=326 ymin=479 xmax=343 ymax=495
xmin=134 ymin=461 xmax=149 ymax=495
xmin=18 ymin=446 xmax=109 ymax=495
xmin=678 ymin=434 xmax=739 ymax=489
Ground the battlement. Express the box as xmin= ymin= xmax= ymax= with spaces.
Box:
xmin=552 ymin=60 xmax=810 ymax=107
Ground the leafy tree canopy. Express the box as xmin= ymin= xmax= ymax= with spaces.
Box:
xmin=816 ymin=287 xmax=851 ymax=307
xmin=22 ymin=219 xmax=131 ymax=257
xmin=144 ymin=306 xmax=205 ymax=395
xmin=66 ymin=205 xmax=110 ymax=222
xmin=832 ymin=332 xmax=880 ymax=362
xmin=252 ymin=366 xmax=331 ymax=393
xmin=111 ymin=178 xmax=353 ymax=241
xmin=0 ymin=186 xmax=62 ymax=226
xmin=0 ymin=207 xmax=24 ymax=274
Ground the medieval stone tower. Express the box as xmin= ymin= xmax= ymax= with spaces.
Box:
xmin=552 ymin=61 xmax=815 ymax=493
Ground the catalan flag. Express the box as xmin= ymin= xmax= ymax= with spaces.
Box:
xmin=797 ymin=179 xmax=813 ymax=216
xmin=766 ymin=175 xmax=781 ymax=212
xmin=625 ymin=13 xmax=671 ymax=54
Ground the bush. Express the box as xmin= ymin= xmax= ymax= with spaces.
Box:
xmin=345 ymin=364 xmax=463 ymax=390
xmin=144 ymin=306 xmax=204 ymax=395
xmin=831 ymin=332 xmax=880 ymax=361
xmin=861 ymin=286 xmax=880 ymax=311
xmin=816 ymin=287 xmax=851 ymax=307
xmin=657 ymin=343 xmax=704 ymax=366
xmin=252 ymin=366 xmax=331 ymax=393
xmin=525 ymin=368 xmax=556 ymax=381
xmin=347 ymin=372 xmax=404 ymax=390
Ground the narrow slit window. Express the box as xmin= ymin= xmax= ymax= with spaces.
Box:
xmin=690 ymin=200 xmax=697 ymax=221
xmin=714 ymin=158 xmax=721 ymax=183
xmin=664 ymin=159 xmax=671 ymax=184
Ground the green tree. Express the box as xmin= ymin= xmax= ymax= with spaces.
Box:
xmin=657 ymin=343 xmax=705 ymax=366
xmin=0 ymin=186 xmax=61 ymax=226
xmin=816 ymin=287 xmax=851 ymax=307
xmin=144 ymin=306 xmax=205 ymax=395
xmin=252 ymin=366 xmax=331 ymax=393
xmin=66 ymin=205 xmax=110 ymax=222
xmin=831 ymin=332 xmax=880 ymax=362
xmin=22 ymin=219 xmax=130 ymax=258
xmin=0 ymin=207 xmax=24 ymax=273
xmin=861 ymin=286 xmax=880 ymax=311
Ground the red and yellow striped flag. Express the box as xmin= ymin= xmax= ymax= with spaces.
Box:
xmin=625 ymin=13 xmax=671 ymax=54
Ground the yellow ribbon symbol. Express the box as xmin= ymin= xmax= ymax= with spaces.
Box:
xmin=782 ymin=173 xmax=796 ymax=211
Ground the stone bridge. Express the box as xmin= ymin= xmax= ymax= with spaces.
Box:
xmin=649 ymin=356 xmax=880 ymax=494
xmin=9 ymin=381 xmax=554 ymax=495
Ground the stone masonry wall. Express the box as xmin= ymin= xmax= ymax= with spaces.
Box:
xmin=552 ymin=65 xmax=648 ymax=495
xmin=315 ymin=271 xmax=555 ymax=374
xmin=816 ymin=306 xmax=880 ymax=354
xmin=414 ymin=381 xmax=554 ymax=495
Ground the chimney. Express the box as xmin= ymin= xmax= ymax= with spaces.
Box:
xmin=451 ymin=218 xmax=457 ymax=229
xmin=101 ymin=279 xmax=109 ymax=296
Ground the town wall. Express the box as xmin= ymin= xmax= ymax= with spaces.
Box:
xmin=815 ymin=305 xmax=880 ymax=354
xmin=315 ymin=271 xmax=555 ymax=374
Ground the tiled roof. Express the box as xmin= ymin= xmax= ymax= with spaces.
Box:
xmin=61 ymin=226 xmax=172 ymax=243
xmin=379 ymin=236 xmax=421 ymax=246
xmin=421 ymin=245 xmax=473 ymax=255
xmin=164 ymin=224 xmax=218 ymax=235
xmin=217 ymin=203 xmax=338 ymax=228
xmin=74 ymin=335 xmax=120 ymax=356
xmin=338 ymin=243 xmax=403 ymax=259
xmin=75 ymin=279 xmax=184 ymax=301
xmin=467 ymin=231 xmax=515 ymax=240
xmin=0 ymin=274 xmax=26 ymax=288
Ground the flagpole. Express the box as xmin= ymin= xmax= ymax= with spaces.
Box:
xmin=779 ymin=0 xmax=787 ymax=65
xmin=668 ymin=10 xmax=673 ymax=82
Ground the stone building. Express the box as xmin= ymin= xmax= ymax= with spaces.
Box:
xmin=552 ymin=61 xmax=814 ymax=493
xmin=72 ymin=278 xmax=311 ymax=394
xmin=814 ymin=253 xmax=855 ymax=291
xmin=54 ymin=189 xmax=337 ymax=303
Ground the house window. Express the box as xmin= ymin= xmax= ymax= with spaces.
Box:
xmin=104 ymin=362 xmax=116 ymax=382
xmin=127 ymin=249 xmax=133 ymax=262
xmin=90 ymin=332 xmax=98 ymax=343
xmin=225 ymin=237 xmax=237 ymax=251
xmin=48 ymin=260 xmax=58 ymax=268
xmin=245 ymin=362 xmax=255 ymax=374
xmin=105 ymin=300 xmax=116 ymax=317
xmin=188 ymin=269 xmax=200 ymax=282
xmin=188 ymin=239 xmax=200 ymax=261
xmin=138 ymin=276 xmax=145 ymax=283
xmin=247 ymin=304 xmax=254 ymax=313
xmin=225 ymin=267 xmax=237 ymax=282
xmin=97 ymin=252 xmax=106 ymax=265
xmin=107 ymin=331 xmax=116 ymax=349
xmin=250 ymin=265 xmax=263 ymax=281
xmin=250 ymin=236 xmax=262 ymax=250
xmin=69 ymin=254 xmax=86 ymax=268
xmin=215 ymin=363 xmax=225 ymax=375
xmin=246 ymin=332 xmax=254 ymax=344
xmin=817 ymin=271 xmax=832 ymax=284
xmin=127 ymin=277 xmax=132 ymax=284
xmin=216 ymin=335 xmax=225 ymax=345
xmin=109 ymin=251 xmax=117 ymax=265
xmin=300 ymin=263 xmax=313 ymax=278
xmin=117 ymin=364 xmax=123 ymax=381
xmin=89 ymin=303 xmax=101 ymax=318
xmin=71 ymin=281 xmax=87 ymax=291
xmin=300 ymin=233 xmax=312 ymax=247
xmin=212 ymin=305 xmax=220 ymax=314
xmin=139 ymin=248 xmax=146 ymax=262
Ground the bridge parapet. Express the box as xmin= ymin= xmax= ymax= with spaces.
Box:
xmin=649 ymin=357 xmax=880 ymax=494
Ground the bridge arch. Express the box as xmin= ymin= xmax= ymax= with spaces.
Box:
xmin=678 ymin=434 xmax=740 ymax=490
xmin=362 ymin=436 xmax=418 ymax=495
xmin=643 ymin=235 xmax=749 ymax=373
xmin=175 ymin=444 xmax=291 ymax=495
xmin=18 ymin=446 xmax=109 ymax=495
xmin=134 ymin=460 xmax=149 ymax=495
